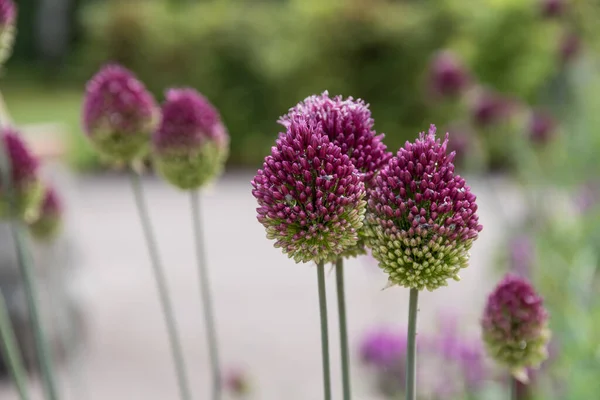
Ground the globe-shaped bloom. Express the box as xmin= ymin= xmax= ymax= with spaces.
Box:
xmin=529 ymin=111 xmax=556 ymax=146
xmin=428 ymin=50 xmax=471 ymax=99
xmin=28 ymin=186 xmax=62 ymax=241
xmin=82 ymin=64 xmax=158 ymax=163
xmin=0 ymin=127 xmax=44 ymax=220
xmin=364 ymin=125 xmax=482 ymax=291
xmin=481 ymin=274 xmax=550 ymax=381
xmin=153 ymin=88 xmax=229 ymax=190
xmin=251 ymin=116 xmax=366 ymax=264
xmin=0 ymin=0 xmax=15 ymax=66
xmin=279 ymin=92 xmax=391 ymax=257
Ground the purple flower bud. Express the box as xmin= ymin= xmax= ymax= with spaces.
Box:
xmin=28 ymin=186 xmax=63 ymax=241
xmin=529 ymin=110 xmax=556 ymax=146
xmin=428 ymin=50 xmax=471 ymax=98
xmin=82 ymin=64 xmax=158 ymax=163
xmin=0 ymin=0 xmax=16 ymax=65
xmin=471 ymin=89 xmax=514 ymax=127
xmin=509 ymin=235 xmax=534 ymax=277
xmin=223 ymin=367 xmax=251 ymax=396
xmin=559 ymin=32 xmax=581 ymax=64
xmin=360 ymin=328 xmax=406 ymax=368
xmin=481 ymin=274 xmax=550 ymax=380
xmin=0 ymin=127 xmax=44 ymax=220
xmin=153 ymin=88 xmax=229 ymax=190
xmin=251 ymin=115 xmax=367 ymax=264
xmin=540 ymin=0 xmax=565 ymax=18
xmin=364 ymin=125 xmax=482 ymax=291
xmin=279 ymin=91 xmax=392 ymax=186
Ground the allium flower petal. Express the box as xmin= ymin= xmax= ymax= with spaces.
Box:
xmin=364 ymin=125 xmax=482 ymax=291
xmin=0 ymin=0 xmax=16 ymax=66
xmin=0 ymin=127 xmax=44 ymax=220
xmin=481 ymin=274 xmax=550 ymax=379
xmin=153 ymin=88 xmax=229 ymax=190
xmin=82 ymin=64 xmax=158 ymax=162
xmin=251 ymin=115 xmax=366 ymax=264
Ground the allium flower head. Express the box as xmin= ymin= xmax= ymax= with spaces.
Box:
xmin=482 ymin=274 xmax=550 ymax=381
xmin=540 ymin=0 xmax=565 ymax=18
xmin=428 ymin=50 xmax=470 ymax=98
xmin=0 ymin=0 xmax=16 ymax=66
xmin=279 ymin=91 xmax=391 ymax=186
xmin=153 ymin=88 xmax=229 ymax=190
xmin=529 ymin=111 xmax=555 ymax=146
xmin=28 ymin=186 xmax=62 ymax=241
xmin=360 ymin=328 xmax=406 ymax=368
xmin=279 ymin=92 xmax=391 ymax=257
xmin=82 ymin=64 xmax=158 ymax=163
xmin=364 ymin=125 xmax=482 ymax=291
xmin=471 ymin=89 xmax=514 ymax=127
xmin=0 ymin=127 xmax=44 ymax=220
xmin=251 ymin=115 xmax=366 ymax=264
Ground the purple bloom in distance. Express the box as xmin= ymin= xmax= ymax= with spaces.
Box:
xmin=0 ymin=0 xmax=16 ymax=65
xmin=509 ymin=235 xmax=534 ymax=277
xmin=360 ymin=328 xmax=406 ymax=368
xmin=251 ymin=115 xmax=366 ymax=264
xmin=481 ymin=274 xmax=550 ymax=381
xmin=529 ymin=111 xmax=556 ymax=146
xmin=28 ymin=186 xmax=63 ymax=241
xmin=82 ymin=64 xmax=158 ymax=163
xmin=365 ymin=125 xmax=482 ymax=290
xmin=428 ymin=50 xmax=471 ymax=98
xmin=153 ymin=88 xmax=229 ymax=190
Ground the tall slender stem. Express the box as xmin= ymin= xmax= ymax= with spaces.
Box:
xmin=405 ymin=288 xmax=419 ymax=400
xmin=0 ymin=117 xmax=58 ymax=400
xmin=190 ymin=190 xmax=222 ymax=400
xmin=129 ymin=170 xmax=192 ymax=400
xmin=335 ymin=258 xmax=351 ymax=400
xmin=316 ymin=261 xmax=332 ymax=400
xmin=0 ymin=291 xmax=30 ymax=400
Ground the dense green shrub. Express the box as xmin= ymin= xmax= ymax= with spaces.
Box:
xmin=71 ymin=0 xmax=563 ymax=168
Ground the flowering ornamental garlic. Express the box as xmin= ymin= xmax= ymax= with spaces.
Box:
xmin=0 ymin=127 xmax=43 ymax=220
xmin=251 ymin=115 xmax=366 ymax=264
xmin=28 ymin=186 xmax=62 ymax=241
xmin=481 ymin=274 xmax=550 ymax=381
xmin=153 ymin=88 xmax=229 ymax=190
xmin=82 ymin=64 xmax=158 ymax=163
xmin=428 ymin=51 xmax=471 ymax=99
xmin=0 ymin=0 xmax=16 ymax=66
xmin=364 ymin=125 xmax=482 ymax=291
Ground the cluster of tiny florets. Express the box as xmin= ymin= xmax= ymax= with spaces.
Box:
xmin=82 ymin=64 xmax=158 ymax=162
xmin=153 ymin=88 xmax=229 ymax=190
xmin=251 ymin=116 xmax=366 ymax=264
xmin=364 ymin=125 xmax=482 ymax=290
xmin=482 ymin=274 xmax=550 ymax=380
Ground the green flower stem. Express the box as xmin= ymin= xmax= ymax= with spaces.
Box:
xmin=405 ymin=288 xmax=419 ymax=400
xmin=0 ymin=291 xmax=30 ymax=400
xmin=0 ymin=94 xmax=58 ymax=400
xmin=190 ymin=190 xmax=222 ymax=400
xmin=335 ymin=258 xmax=351 ymax=400
xmin=129 ymin=170 xmax=192 ymax=400
xmin=316 ymin=261 xmax=332 ymax=400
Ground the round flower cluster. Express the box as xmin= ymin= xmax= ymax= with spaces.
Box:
xmin=364 ymin=125 xmax=482 ymax=291
xmin=251 ymin=115 xmax=366 ymax=264
xmin=481 ymin=274 xmax=550 ymax=380
xmin=153 ymin=88 xmax=229 ymax=190
xmin=82 ymin=64 xmax=158 ymax=163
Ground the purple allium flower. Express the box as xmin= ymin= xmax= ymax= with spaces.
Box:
xmin=540 ymin=0 xmax=565 ymax=18
xmin=82 ymin=64 xmax=158 ymax=163
xmin=223 ymin=367 xmax=251 ymax=396
xmin=0 ymin=0 xmax=16 ymax=66
xmin=360 ymin=328 xmax=406 ymax=368
xmin=153 ymin=88 xmax=229 ymax=190
xmin=364 ymin=125 xmax=482 ymax=291
xmin=509 ymin=235 xmax=534 ymax=277
xmin=0 ymin=127 xmax=44 ymax=220
xmin=28 ymin=186 xmax=62 ymax=241
xmin=559 ymin=32 xmax=580 ymax=64
xmin=471 ymin=89 xmax=514 ymax=127
xmin=279 ymin=91 xmax=391 ymax=258
xmin=428 ymin=50 xmax=471 ymax=99
xmin=251 ymin=115 xmax=366 ymax=264
xmin=279 ymin=91 xmax=392 ymax=186
xmin=481 ymin=274 xmax=550 ymax=381
xmin=529 ymin=110 xmax=556 ymax=146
